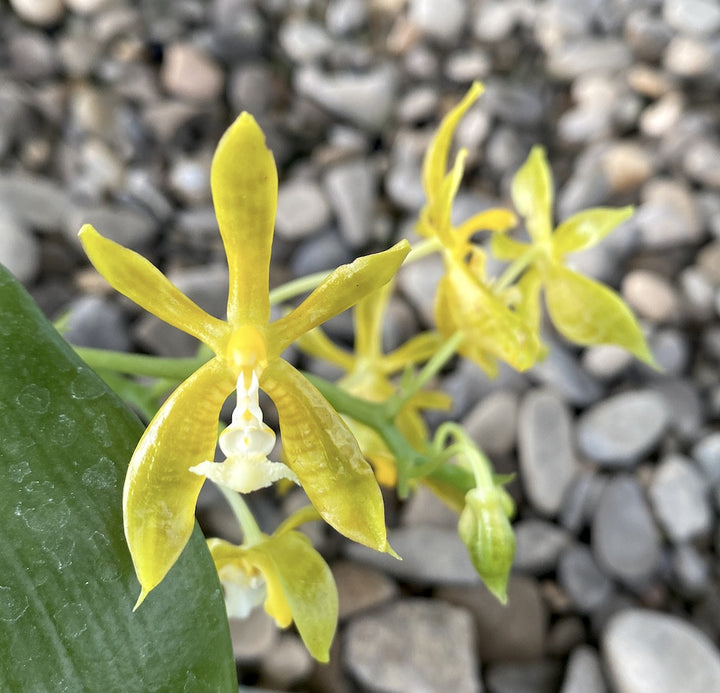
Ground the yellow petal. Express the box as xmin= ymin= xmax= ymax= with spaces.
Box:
xmin=354 ymin=281 xmax=393 ymax=359
xmin=260 ymin=358 xmax=390 ymax=552
xmin=79 ymin=225 xmax=229 ymax=353
xmin=211 ymin=112 xmax=278 ymax=326
xmin=454 ymin=208 xmax=518 ymax=243
xmin=295 ymin=326 xmax=355 ymax=372
xmin=248 ymin=531 xmax=338 ymax=662
xmin=125 ymin=357 xmax=235 ymax=607
xmin=544 ymin=264 xmax=655 ymax=365
xmin=422 ymin=81 xmax=484 ymax=196
xmin=490 ymin=233 xmax=529 ymax=262
xmin=511 ymin=146 xmax=553 ymax=244
xmin=381 ymin=331 xmax=446 ymax=374
xmin=267 ymin=240 xmax=410 ymax=357
xmin=553 ymin=206 xmax=634 ymax=257
xmin=426 ymin=149 xmax=467 ymax=246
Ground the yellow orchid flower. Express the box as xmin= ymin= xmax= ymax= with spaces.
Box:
xmin=418 ymin=82 xmax=543 ymax=376
xmin=208 ymin=526 xmax=338 ymax=663
xmin=297 ymin=281 xmax=451 ymax=485
xmin=491 ymin=146 xmax=655 ymax=364
xmin=79 ymin=113 xmax=410 ymax=606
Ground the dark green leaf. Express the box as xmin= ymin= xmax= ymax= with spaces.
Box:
xmin=0 ymin=266 xmax=237 ymax=692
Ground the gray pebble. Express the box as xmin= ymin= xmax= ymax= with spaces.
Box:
xmin=258 ymin=634 xmax=312 ymax=690
xmin=691 ymin=432 xmax=720 ymax=484
xmin=577 ymin=390 xmax=669 ymax=467
xmin=409 ymin=0 xmax=467 ymax=45
xmin=664 ymin=0 xmax=720 ymax=36
xmin=560 ymin=646 xmax=608 ymax=693
xmin=0 ymin=173 xmax=71 ymax=233
xmin=648 ymin=455 xmax=712 ymax=543
xmin=513 ymin=519 xmax=571 ymax=575
xmin=160 ymin=42 xmax=224 ymax=102
xmin=445 ymin=49 xmax=492 ymax=83
xmin=9 ymin=0 xmax=64 ymax=26
xmin=462 ymin=390 xmax=519 ymax=457
xmin=289 ymin=229 xmax=350 ymax=277
xmin=636 ymin=179 xmax=703 ymax=249
xmin=333 ymin=560 xmax=398 ymax=621
xmin=230 ymin=610 xmax=278 ymax=663
xmin=344 ymin=599 xmax=480 ymax=693
xmin=66 ymin=204 xmax=157 ymax=251
xmin=547 ymin=39 xmax=632 ymax=80
xmin=652 ymin=378 xmax=703 ymax=442
xmin=672 ymin=543 xmax=710 ymax=598
xmin=664 ymin=36 xmax=713 ymax=77
xmin=560 ymin=471 xmax=607 ymax=534
xmin=295 ymin=64 xmax=396 ymax=132
xmin=624 ymin=9 xmax=673 ymax=61
xmin=603 ymin=609 xmax=720 ymax=693
xmin=518 ymin=389 xmax=578 ymax=516
xmin=558 ymin=544 xmax=614 ymax=614
xmin=592 ymin=476 xmax=661 ymax=584
xmin=0 ymin=208 xmax=40 ymax=284
xmin=63 ymin=295 xmax=131 ymax=352
xmin=323 ymin=160 xmax=375 ymax=248
xmin=228 ymin=63 xmax=273 ymax=115
xmin=325 ymin=0 xmax=367 ymax=36
xmin=684 ymin=140 xmax=720 ymax=189
xmin=400 ymin=485 xmax=458 ymax=528
xmin=621 ymin=269 xmax=680 ymax=324
xmin=345 ymin=525 xmax=479 ymax=585
xmin=485 ymin=660 xmax=563 ymax=693
xmin=168 ymin=153 xmax=212 ymax=206
xmin=437 ymin=576 xmax=548 ymax=663
xmin=279 ymin=19 xmax=333 ymax=64
xmin=396 ymin=253 xmax=444 ymax=327
xmin=385 ymin=162 xmax=424 ymax=212
xmin=275 ymin=179 xmax=331 ymax=241
xmin=396 ymin=87 xmax=439 ymax=124
xmin=582 ymin=345 xmax=633 ymax=381
xmin=472 ymin=1 xmax=520 ymax=43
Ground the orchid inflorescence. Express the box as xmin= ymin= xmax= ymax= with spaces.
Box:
xmin=79 ymin=83 xmax=654 ymax=661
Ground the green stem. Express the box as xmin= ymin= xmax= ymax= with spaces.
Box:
xmin=75 ymin=347 xmax=207 ymax=381
xmin=494 ymin=246 xmax=541 ymax=294
xmin=269 ymin=270 xmax=330 ymax=306
xmin=217 ymin=485 xmax=264 ymax=546
xmin=405 ymin=237 xmax=442 ymax=263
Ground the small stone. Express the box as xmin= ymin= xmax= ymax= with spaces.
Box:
xmin=65 ymin=0 xmax=110 ymax=13
xmin=626 ymin=65 xmax=676 ymax=98
xmin=679 ymin=267 xmax=715 ymax=320
xmin=9 ymin=31 xmax=57 ymax=81
xmin=295 ymin=64 xmax=396 ymax=131
xmin=168 ymin=153 xmax=212 ymax=206
xmin=592 ymin=476 xmax=661 ymax=584
xmin=0 ymin=173 xmax=70 ymax=233
xmin=621 ymin=270 xmax=679 ymax=323
xmin=672 ymin=543 xmax=710 ymax=597
xmin=582 ymin=345 xmax=633 ymax=381
xmin=0 ymin=208 xmax=40 ymax=284
xmin=397 ymin=87 xmax=439 ymax=124
xmin=546 ymin=617 xmax=587 ymax=658
xmin=161 ymin=42 xmax=224 ymax=102
xmin=438 ymin=576 xmax=547 ymax=662
xmin=684 ymin=140 xmax=720 ymax=189
xmin=63 ymin=296 xmax=131 ymax=352
xmin=547 ymin=39 xmax=633 ymax=80
xmin=601 ymin=143 xmax=654 ymax=194
xmin=558 ymin=545 xmax=614 ymax=614
xmin=66 ymin=204 xmax=157 ymax=251
xmin=560 ymin=471 xmax=607 ymax=534
xmin=230 ymin=610 xmax=278 ymax=662
xmin=603 ymin=609 xmax=720 ymax=693
xmin=652 ymin=378 xmax=703 ymax=441
xmin=396 ymin=253 xmax=444 ymax=326
xmin=561 ymin=646 xmax=607 ymax=693
xmin=697 ymin=241 xmax=720 ymax=285
xmin=345 ymin=525 xmax=478 ymax=585
xmin=462 ymin=390 xmax=519 ymax=457
xmin=518 ymin=389 xmax=578 ymax=515
xmin=636 ymin=179 xmax=703 ymax=248
xmin=9 ymin=0 xmax=64 ymax=26
xmin=691 ymin=432 xmax=720 ymax=484
xmin=259 ymin=634 xmax=313 ymax=689
xmin=344 ymin=599 xmax=480 ymax=693
xmin=401 ymin=485 xmax=459 ymax=528
xmin=323 ymin=160 xmax=376 ymax=247
xmin=290 ymin=230 xmax=351 ymax=276
xmin=332 ymin=560 xmax=398 ymax=620
xmin=445 ymin=49 xmax=492 ymax=83
xmin=484 ymin=82 xmax=544 ymax=127
xmin=228 ymin=64 xmax=272 ymax=114
xmin=385 ymin=162 xmax=424 ymax=211
xmin=624 ymin=9 xmax=673 ymax=61
xmin=472 ymin=1 xmax=519 ymax=42
xmin=513 ymin=519 xmax=571 ymax=575
xmin=664 ymin=36 xmax=713 ymax=77
xmin=648 ymin=455 xmax=712 ymax=543
xmin=577 ymin=390 xmax=669 ymax=467
xmin=647 ymin=329 xmax=690 ymax=376
xmin=275 ymin=179 xmax=331 ymax=240
xmin=326 ymin=0 xmax=367 ymax=36
xmin=640 ymin=91 xmax=685 ymax=138
xmin=409 ymin=0 xmax=467 ymax=45
xmin=279 ymin=19 xmax=333 ymax=63
xmin=485 ymin=660 xmax=563 ymax=693
xmin=664 ymin=0 xmax=720 ymax=36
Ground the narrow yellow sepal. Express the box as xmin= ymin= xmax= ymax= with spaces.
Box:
xmin=552 ymin=206 xmax=635 ymax=258
xmin=511 ymin=146 xmax=553 ymax=244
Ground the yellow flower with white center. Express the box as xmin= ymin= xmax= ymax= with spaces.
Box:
xmin=79 ymin=113 xmax=409 ymax=607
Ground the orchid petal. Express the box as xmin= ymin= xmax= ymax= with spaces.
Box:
xmin=553 ymin=206 xmax=634 ymax=257
xmin=455 ymin=208 xmax=518 ymax=243
xmin=267 ymin=241 xmax=410 ymax=357
xmin=382 ymin=331 xmax=446 ymax=374
xmin=261 ymin=358 xmax=390 ymax=552
xmin=295 ymin=327 xmax=355 ymax=372
xmin=490 ymin=233 xmax=529 ymax=262
xmin=511 ymin=146 xmax=553 ymax=244
xmin=125 ymin=357 xmax=235 ymax=607
xmin=211 ymin=113 xmax=278 ymax=326
xmin=354 ymin=282 xmax=393 ymax=360
xmin=79 ymin=225 xmax=229 ymax=353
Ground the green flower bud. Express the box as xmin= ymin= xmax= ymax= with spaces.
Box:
xmin=458 ymin=487 xmax=515 ymax=604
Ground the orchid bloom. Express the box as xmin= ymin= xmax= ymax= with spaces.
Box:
xmin=418 ymin=82 xmax=543 ymax=376
xmin=297 ymin=281 xmax=451 ymax=485
xmin=80 ymin=113 xmax=409 ymax=606
xmin=491 ymin=146 xmax=655 ymax=364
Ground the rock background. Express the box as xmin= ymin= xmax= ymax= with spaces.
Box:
xmin=1 ymin=1 xmax=720 ymax=691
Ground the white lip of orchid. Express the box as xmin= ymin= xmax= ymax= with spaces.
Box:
xmin=218 ymin=563 xmax=266 ymax=619
xmin=190 ymin=371 xmax=298 ymax=492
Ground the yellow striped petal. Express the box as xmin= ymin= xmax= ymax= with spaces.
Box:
xmin=211 ymin=113 xmax=278 ymax=326
xmin=553 ymin=206 xmax=634 ymax=258
xmin=125 ymin=357 xmax=235 ymax=607
xmin=267 ymin=240 xmax=410 ymax=357
xmin=511 ymin=146 xmax=553 ymax=244
xmin=422 ymin=81 xmax=484 ymax=196
xmin=260 ymin=358 xmax=390 ymax=552
xmin=79 ymin=225 xmax=229 ymax=353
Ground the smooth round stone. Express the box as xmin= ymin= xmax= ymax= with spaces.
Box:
xmin=326 ymin=0 xmax=367 ymax=35
xmin=684 ymin=140 xmax=720 ymax=189
xmin=621 ymin=270 xmax=679 ymax=323
xmin=161 ymin=42 xmax=224 ymax=102
xmin=275 ymin=179 xmax=331 ymax=240
xmin=560 ymin=646 xmax=607 ymax=693
xmin=558 ymin=545 xmax=614 ymax=614
xmin=664 ymin=0 xmax=720 ymax=37
xmin=603 ymin=609 xmax=720 ymax=693
xmin=344 ymin=599 xmax=480 ymax=693
xmin=0 ymin=208 xmax=40 ymax=284
xmin=486 ymin=660 xmax=563 ymax=693
xmin=691 ymin=432 xmax=720 ymax=484
xmin=63 ymin=296 xmax=131 ymax=352
xmin=664 ymin=36 xmax=713 ymax=77
xmin=9 ymin=0 xmax=64 ymax=26
xmin=672 ymin=543 xmax=711 ymax=597
xmin=601 ymin=142 xmax=654 ymax=194
xmin=577 ymin=391 xmax=669 ymax=467
xmin=409 ymin=0 xmax=467 ymax=45
xmin=518 ymin=389 xmax=578 ymax=515
xmin=279 ymin=19 xmax=333 ymax=63
xmin=648 ymin=455 xmax=712 ymax=543
xmin=547 ymin=39 xmax=632 ymax=80
xmin=323 ymin=160 xmax=376 ymax=247
xmin=462 ymin=389 xmax=519 ymax=457
xmin=582 ymin=344 xmax=633 ymax=381
xmin=258 ymin=634 xmax=313 ymax=689
xmin=592 ymin=477 xmax=661 ymax=583
xmin=636 ymin=179 xmax=702 ymax=249
xmin=513 ymin=519 xmax=571 ymax=575
xmin=332 ymin=561 xmax=398 ymax=621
